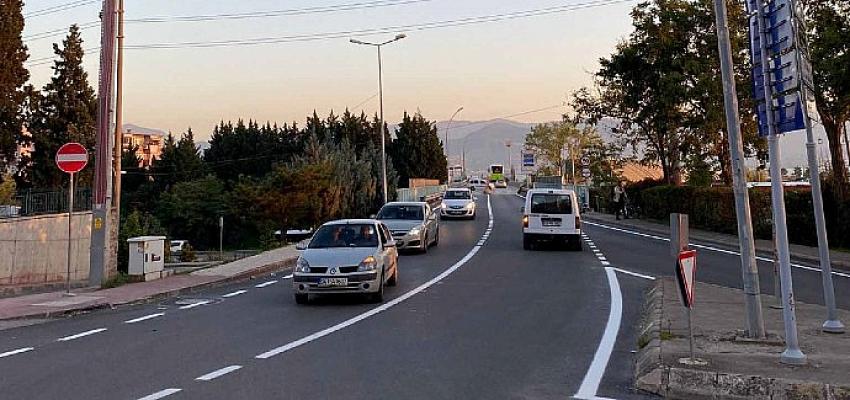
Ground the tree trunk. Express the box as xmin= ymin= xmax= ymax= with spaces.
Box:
xmin=823 ymin=117 xmax=849 ymax=200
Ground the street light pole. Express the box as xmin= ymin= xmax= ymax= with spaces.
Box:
xmin=446 ymin=106 xmax=464 ymax=178
xmin=351 ymin=34 xmax=407 ymax=204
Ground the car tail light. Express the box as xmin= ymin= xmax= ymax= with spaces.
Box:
xmin=575 ymin=216 xmax=581 ymax=229
xmin=522 ymin=215 xmax=529 ymax=228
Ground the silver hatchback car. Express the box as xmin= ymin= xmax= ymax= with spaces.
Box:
xmin=293 ymin=219 xmax=399 ymax=304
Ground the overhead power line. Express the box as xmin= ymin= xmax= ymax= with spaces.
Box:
xmin=25 ymin=0 xmax=99 ymax=18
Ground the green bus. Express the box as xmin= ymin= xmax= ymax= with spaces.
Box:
xmin=489 ymin=164 xmax=504 ymax=183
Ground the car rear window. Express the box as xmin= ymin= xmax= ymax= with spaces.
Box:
xmin=530 ymin=193 xmax=572 ymax=214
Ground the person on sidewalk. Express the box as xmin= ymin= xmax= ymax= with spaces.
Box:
xmin=613 ymin=181 xmax=628 ymax=220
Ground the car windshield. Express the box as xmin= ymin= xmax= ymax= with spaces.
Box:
xmin=530 ymin=194 xmax=572 ymax=214
xmin=308 ymin=224 xmax=379 ymax=249
xmin=444 ymin=191 xmax=471 ymax=200
xmin=376 ymin=205 xmax=424 ymax=221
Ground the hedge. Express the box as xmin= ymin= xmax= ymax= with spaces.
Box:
xmin=638 ymin=185 xmax=850 ymax=249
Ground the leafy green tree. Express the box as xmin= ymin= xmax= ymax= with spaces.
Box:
xmin=27 ymin=25 xmax=97 ymax=189
xmin=152 ymin=129 xmax=206 ymax=191
xmin=0 ymin=174 xmax=16 ymax=203
xmin=389 ymin=112 xmax=448 ymax=187
xmin=156 ymin=175 xmax=228 ymax=249
xmin=0 ymin=0 xmax=29 ymax=175
xmin=204 ymin=120 xmax=296 ymax=182
xmin=803 ymin=0 xmax=850 ymax=198
xmin=118 ymin=210 xmax=165 ymax=273
xmin=526 ymin=117 xmax=603 ymax=183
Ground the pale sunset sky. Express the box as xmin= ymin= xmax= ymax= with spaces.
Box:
xmin=23 ymin=0 xmax=637 ymax=141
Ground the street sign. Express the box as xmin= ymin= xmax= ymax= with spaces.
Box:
xmin=580 ymin=156 xmax=591 ymax=166
xmin=676 ymin=250 xmax=697 ymax=308
xmin=56 ymin=143 xmax=88 ymax=174
xmin=522 ymin=152 xmax=535 ymax=167
xmin=581 ymin=168 xmax=592 ymax=179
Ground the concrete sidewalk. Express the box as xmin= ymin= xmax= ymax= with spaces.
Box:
xmin=0 ymin=245 xmax=298 ymax=322
xmin=635 ymin=278 xmax=850 ymax=399
xmin=584 ymin=212 xmax=850 ymax=271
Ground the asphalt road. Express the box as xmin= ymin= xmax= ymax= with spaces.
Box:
xmin=2 ymin=189 xmax=844 ymax=399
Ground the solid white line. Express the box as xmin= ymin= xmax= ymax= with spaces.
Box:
xmin=124 ymin=313 xmax=164 ymax=324
xmin=195 ymin=365 xmax=242 ymax=381
xmin=0 ymin=347 xmax=34 ymax=358
xmin=137 ymin=388 xmax=182 ymax=400
xmin=256 ymin=195 xmax=493 ymax=360
xmin=57 ymin=328 xmax=107 ymax=342
xmin=178 ymin=300 xmax=211 ymax=310
xmin=281 ymin=274 xmax=293 ymax=279
xmin=585 ymin=221 xmax=850 ymax=279
xmin=612 ymin=267 xmax=656 ymax=281
xmin=222 ymin=290 xmax=247 ymax=298
xmin=575 ymin=267 xmax=623 ymax=399
xmin=255 ymin=280 xmax=278 ymax=288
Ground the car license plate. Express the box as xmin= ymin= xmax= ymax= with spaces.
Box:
xmin=542 ymin=218 xmax=561 ymax=227
xmin=318 ymin=277 xmax=348 ymax=287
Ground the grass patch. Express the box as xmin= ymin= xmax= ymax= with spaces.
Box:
xmin=660 ymin=331 xmax=677 ymax=341
xmin=101 ymin=273 xmax=133 ymax=289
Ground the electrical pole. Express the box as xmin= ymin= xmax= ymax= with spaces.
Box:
xmin=712 ymin=0 xmax=765 ymax=338
xmin=110 ymin=0 xmax=125 ymax=276
xmin=90 ymin=0 xmax=118 ymax=287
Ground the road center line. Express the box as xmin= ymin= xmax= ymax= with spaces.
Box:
xmin=124 ymin=313 xmax=165 ymax=324
xmin=585 ymin=221 xmax=850 ymax=279
xmin=137 ymin=388 xmax=182 ymax=400
xmin=256 ymin=195 xmax=493 ymax=360
xmin=178 ymin=300 xmax=211 ymax=310
xmin=0 ymin=347 xmax=34 ymax=358
xmin=255 ymin=280 xmax=278 ymax=288
xmin=195 ymin=365 xmax=242 ymax=381
xmin=222 ymin=290 xmax=247 ymax=298
xmin=57 ymin=328 xmax=108 ymax=342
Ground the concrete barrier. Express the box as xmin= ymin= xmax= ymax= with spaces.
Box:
xmin=0 ymin=212 xmax=92 ymax=293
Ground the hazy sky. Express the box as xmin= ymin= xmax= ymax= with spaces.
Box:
xmin=23 ymin=0 xmax=637 ymax=141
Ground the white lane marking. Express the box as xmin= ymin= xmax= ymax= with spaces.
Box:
xmin=222 ymin=290 xmax=247 ymax=298
xmin=124 ymin=313 xmax=165 ymax=324
xmin=575 ymin=267 xmax=623 ymax=400
xmin=137 ymin=388 xmax=182 ymax=400
xmin=612 ymin=267 xmax=656 ymax=280
xmin=585 ymin=221 xmax=850 ymax=279
xmin=255 ymin=280 xmax=278 ymax=288
xmin=178 ymin=300 xmax=211 ymax=310
xmin=598 ymin=257 xmax=608 ymax=262
xmin=0 ymin=347 xmax=34 ymax=358
xmin=57 ymin=328 xmax=108 ymax=342
xmin=256 ymin=195 xmax=493 ymax=360
xmin=600 ymin=261 xmax=611 ymax=266
xmin=195 ymin=365 xmax=242 ymax=381
xmin=281 ymin=274 xmax=293 ymax=279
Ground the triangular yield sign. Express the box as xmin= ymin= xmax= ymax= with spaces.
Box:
xmin=677 ymin=250 xmax=697 ymax=307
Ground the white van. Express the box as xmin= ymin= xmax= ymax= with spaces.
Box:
xmin=521 ymin=188 xmax=582 ymax=251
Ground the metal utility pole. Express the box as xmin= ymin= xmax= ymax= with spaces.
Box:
xmin=445 ymin=106 xmax=464 ymax=173
xmin=754 ymin=0 xmax=805 ymax=364
xmin=712 ymin=0 xmax=766 ymax=338
xmin=350 ymin=34 xmax=406 ymax=204
xmin=91 ymin=0 xmax=119 ymax=287
xmin=110 ymin=0 xmax=125 ymax=277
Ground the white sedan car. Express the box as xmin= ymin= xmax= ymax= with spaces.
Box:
xmin=440 ymin=188 xmax=476 ymax=219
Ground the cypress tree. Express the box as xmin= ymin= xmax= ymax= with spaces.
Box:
xmin=0 ymin=0 xmax=29 ymax=176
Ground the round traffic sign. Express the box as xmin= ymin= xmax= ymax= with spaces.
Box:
xmin=582 ymin=168 xmax=592 ymax=178
xmin=56 ymin=142 xmax=88 ymax=174
xmin=580 ymin=156 xmax=591 ymax=166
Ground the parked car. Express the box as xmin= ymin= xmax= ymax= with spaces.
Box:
xmin=521 ymin=188 xmax=582 ymax=251
xmin=292 ymin=219 xmax=398 ymax=304
xmin=375 ymin=202 xmax=439 ymax=253
xmin=169 ymin=240 xmax=189 ymax=254
xmin=440 ymin=188 xmax=476 ymax=219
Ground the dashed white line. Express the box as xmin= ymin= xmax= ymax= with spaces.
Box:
xmin=0 ymin=347 xmax=34 ymax=358
xmin=222 ymin=290 xmax=247 ymax=298
xmin=196 ymin=365 xmax=242 ymax=381
xmin=124 ymin=313 xmax=164 ymax=324
xmin=255 ymin=195 xmax=494 ymax=360
xmin=57 ymin=328 xmax=107 ymax=342
xmin=255 ymin=280 xmax=278 ymax=288
xmin=178 ymin=300 xmax=211 ymax=310
xmin=137 ymin=388 xmax=182 ymax=400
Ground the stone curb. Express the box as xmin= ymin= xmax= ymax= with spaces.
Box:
xmin=583 ymin=215 xmax=850 ymax=272
xmin=1 ymin=256 xmax=297 ymax=322
xmin=633 ymin=280 xmax=850 ymax=400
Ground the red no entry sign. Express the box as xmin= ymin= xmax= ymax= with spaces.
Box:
xmin=56 ymin=143 xmax=88 ymax=174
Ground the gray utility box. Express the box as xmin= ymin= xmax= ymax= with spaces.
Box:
xmin=127 ymin=236 xmax=167 ymax=281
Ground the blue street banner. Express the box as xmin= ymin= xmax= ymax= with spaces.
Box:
xmin=522 ymin=152 xmax=535 ymax=168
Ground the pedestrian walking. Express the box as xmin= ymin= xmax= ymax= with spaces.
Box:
xmin=613 ymin=181 xmax=628 ymax=220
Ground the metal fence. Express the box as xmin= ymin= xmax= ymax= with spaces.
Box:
xmin=397 ymin=185 xmax=447 ymax=203
xmin=1 ymin=188 xmax=92 ymax=219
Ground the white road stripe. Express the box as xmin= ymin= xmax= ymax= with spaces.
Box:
xmin=0 ymin=347 xmax=34 ymax=358
xmin=600 ymin=261 xmax=611 ymax=266
xmin=598 ymin=257 xmax=608 ymax=261
xmin=612 ymin=267 xmax=656 ymax=280
xmin=195 ymin=365 xmax=242 ymax=381
xmin=281 ymin=274 xmax=293 ymax=279
xmin=57 ymin=328 xmax=107 ymax=342
xmin=255 ymin=280 xmax=278 ymax=288
xmin=575 ymin=267 xmax=623 ymax=400
xmin=178 ymin=300 xmax=211 ymax=310
xmin=256 ymin=195 xmax=494 ymax=360
xmin=137 ymin=388 xmax=182 ymax=400
xmin=585 ymin=221 xmax=850 ymax=279
xmin=222 ymin=290 xmax=247 ymax=298
xmin=124 ymin=313 xmax=164 ymax=324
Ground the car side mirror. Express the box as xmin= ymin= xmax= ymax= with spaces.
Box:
xmin=295 ymin=239 xmax=309 ymax=251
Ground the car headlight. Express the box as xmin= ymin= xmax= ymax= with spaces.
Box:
xmin=408 ymin=226 xmax=422 ymax=236
xmin=440 ymin=202 xmax=448 ymax=209
xmin=358 ymin=256 xmax=378 ymax=272
xmin=296 ymin=257 xmax=310 ymax=273
xmin=465 ymin=202 xmax=475 ymax=209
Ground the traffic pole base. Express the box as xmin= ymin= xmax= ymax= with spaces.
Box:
xmin=780 ymin=349 xmax=807 ymax=365
xmin=822 ymin=320 xmax=846 ymax=334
